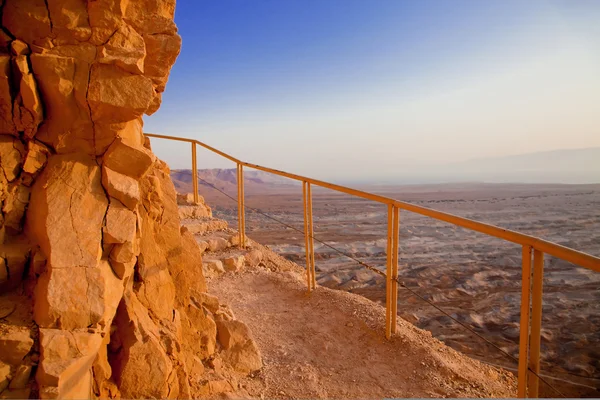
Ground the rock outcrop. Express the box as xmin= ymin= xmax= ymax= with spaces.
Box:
xmin=0 ymin=0 xmax=261 ymax=398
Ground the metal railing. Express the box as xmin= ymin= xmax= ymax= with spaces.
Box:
xmin=145 ymin=132 xmax=600 ymax=398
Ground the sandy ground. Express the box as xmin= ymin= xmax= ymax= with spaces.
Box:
xmin=199 ymin=182 xmax=600 ymax=397
xmin=209 ymin=252 xmax=517 ymax=399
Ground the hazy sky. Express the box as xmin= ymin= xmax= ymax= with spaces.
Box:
xmin=145 ymin=0 xmax=600 ymax=181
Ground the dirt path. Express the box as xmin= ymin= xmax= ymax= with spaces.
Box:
xmin=209 ymin=255 xmax=516 ymax=399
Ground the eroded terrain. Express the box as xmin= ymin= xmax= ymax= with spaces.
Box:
xmin=196 ymin=182 xmax=600 ymax=397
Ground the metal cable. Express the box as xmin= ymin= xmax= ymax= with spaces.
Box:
xmin=191 ymin=172 xmax=580 ymax=397
xmin=394 ymin=277 xmax=567 ymax=397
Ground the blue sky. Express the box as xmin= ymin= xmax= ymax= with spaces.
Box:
xmin=146 ymin=0 xmax=600 ymax=181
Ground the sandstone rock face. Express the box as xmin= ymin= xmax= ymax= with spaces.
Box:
xmin=0 ymin=0 xmax=262 ymax=397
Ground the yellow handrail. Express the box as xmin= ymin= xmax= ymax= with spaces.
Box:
xmin=145 ymin=132 xmax=600 ymax=398
xmin=146 ymin=133 xmax=600 ymax=272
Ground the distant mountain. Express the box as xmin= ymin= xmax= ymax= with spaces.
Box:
xmin=440 ymin=147 xmax=600 ymax=184
xmin=372 ymin=147 xmax=600 ymax=185
xmin=171 ymin=168 xmax=299 ymax=195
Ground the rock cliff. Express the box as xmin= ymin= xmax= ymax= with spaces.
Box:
xmin=0 ymin=0 xmax=260 ymax=398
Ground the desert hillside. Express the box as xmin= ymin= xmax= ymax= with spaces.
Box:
xmin=175 ymin=194 xmax=517 ymax=398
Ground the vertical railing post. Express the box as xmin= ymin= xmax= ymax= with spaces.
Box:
xmin=391 ymin=206 xmax=399 ymax=334
xmin=528 ymin=249 xmax=545 ymax=398
xmin=302 ymin=181 xmax=312 ymax=292
xmin=518 ymin=245 xmax=533 ymax=398
xmin=307 ymin=182 xmax=316 ymax=290
xmin=236 ymin=164 xmax=245 ymax=249
xmin=240 ymin=164 xmax=246 ymax=248
xmin=191 ymin=142 xmax=198 ymax=204
xmin=385 ymin=204 xmax=393 ymax=339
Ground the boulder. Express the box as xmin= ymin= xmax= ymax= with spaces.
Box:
xmin=34 ymin=260 xmax=123 ymax=330
xmin=29 ymin=49 xmax=96 ymax=155
xmin=102 ymin=137 xmax=153 ymax=179
xmin=109 ymin=241 xmax=137 ymax=280
xmin=36 ymin=329 xmax=102 ymax=398
xmin=45 ymin=0 xmax=92 ymax=44
xmin=203 ymin=259 xmax=224 ymax=277
xmin=215 ymin=320 xmax=252 ymax=350
xmin=0 ymin=324 xmax=33 ymax=365
xmin=0 ymin=136 xmax=24 ymax=182
xmin=88 ymin=63 xmax=154 ymax=124
xmin=178 ymin=204 xmax=212 ymax=219
xmin=87 ymin=0 xmax=126 ymax=46
xmin=207 ymin=237 xmax=229 ymax=252
xmin=2 ymin=183 xmax=30 ymax=235
xmin=98 ymin=22 xmax=146 ymax=75
xmin=222 ymin=340 xmax=262 ymax=374
xmin=245 ymin=249 xmax=264 ymax=267
xmin=12 ymin=53 xmax=43 ymax=138
xmin=191 ymin=292 xmax=220 ymax=314
xmin=223 ymin=255 xmax=244 ymax=272
xmin=143 ymin=32 xmax=181 ymax=92
xmin=101 ymin=166 xmax=140 ymax=210
xmin=181 ymin=303 xmax=216 ymax=360
xmin=176 ymin=193 xmax=203 ymax=205
xmin=124 ymin=0 xmax=178 ymax=36
xmin=103 ymin=199 xmax=136 ymax=244
xmin=22 ymin=140 xmax=50 ymax=175
xmin=26 ymin=153 xmax=108 ymax=270
xmin=1 ymin=0 xmax=52 ymax=46
xmin=135 ymin=267 xmax=175 ymax=321
xmin=112 ymin=292 xmax=173 ymax=399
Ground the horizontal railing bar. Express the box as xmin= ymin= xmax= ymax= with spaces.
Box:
xmin=145 ymin=133 xmax=242 ymax=164
xmin=144 ymin=132 xmax=600 ymax=273
xmin=241 ymin=162 xmax=396 ymax=204
xmin=390 ymin=200 xmax=600 ymax=272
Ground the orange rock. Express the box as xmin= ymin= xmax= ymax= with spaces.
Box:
xmin=124 ymin=0 xmax=177 ymax=35
xmin=29 ymin=51 xmax=95 ymax=154
xmin=88 ymin=64 xmax=154 ymax=124
xmin=0 ymin=136 xmax=24 ymax=182
xmin=0 ymin=324 xmax=33 ymax=365
xmin=1 ymin=0 xmax=52 ymax=46
xmin=222 ymin=340 xmax=263 ymax=374
xmin=46 ymin=0 xmax=92 ymax=45
xmin=36 ymin=328 xmax=102 ymax=397
xmin=103 ymin=199 xmax=136 ymax=244
xmin=0 ymin=56 xmax=16 ymax=135
xmin=1 ymin=183 xmax=30 ymax=235
xmin=216 ymin=320 xmax=252 ymax=350
xmin=22 ymin=140 xmax=50 ymax=175
xmin=34 ymin=259 xmax=123 ymax=330
xmin=223 ymin=255 xmax=245 ymax=272
xmin=13 ymin=54 xmax=43 ymax=138
xmin=26 ymin=153 xmax=107 ymax=270
xmin=144 ymin=33 xmax=181 ymax=92
xmin=101 ymin=166 xmax=140 ymax=210
xmin=112 ymin=292 xmax=173 ymax=398
xmin=103 ymin=137 xmax=153 ymax=179
xmin=99 ymin=23 xmax=146 ymax=75
xmin=87 ymin=0 xmax=126 ymax=46
xmin=181 ymin=302 xmax=217 ymax=359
